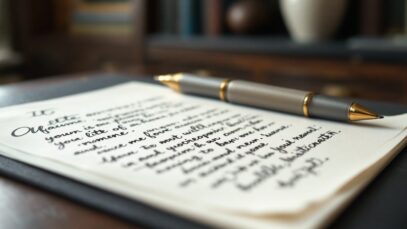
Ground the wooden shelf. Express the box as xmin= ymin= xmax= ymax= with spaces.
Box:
xmin=147 ymin=35 xmax=407 ymax=62
xmin=30 ymin=33 xmax=139 ymax=48
xmin=148 ymin=35 xmax=347 ymax=58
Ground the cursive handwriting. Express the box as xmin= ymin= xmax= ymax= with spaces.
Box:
xmin=8 ymin=92 xmax=341 ymax=193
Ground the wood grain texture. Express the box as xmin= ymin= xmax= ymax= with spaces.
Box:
xmin=0 ymin=176 xmax=136 ymax=229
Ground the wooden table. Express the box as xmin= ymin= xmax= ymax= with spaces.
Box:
xmin=0 ymin=177 xmax=134 ymax=229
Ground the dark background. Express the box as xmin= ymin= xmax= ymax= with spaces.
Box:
xmin=1 ymin=0 xmax=406 ymax=104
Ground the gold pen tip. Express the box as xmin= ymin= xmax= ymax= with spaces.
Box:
xmin=154 ymin=74 xmax=171 ymax=82
xmin=348 ymin=103 xmax=382 ymax=121
xmin=154 ymin=73 xmax=182 ymax=92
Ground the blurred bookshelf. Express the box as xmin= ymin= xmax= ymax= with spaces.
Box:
xmin=9 ymin=0 xmax=145 ymax=77
xmin=9 ymin=0 xmax=407 ymax=104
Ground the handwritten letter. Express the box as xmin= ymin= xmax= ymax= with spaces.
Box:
xmin=0 ymin=82 xmax=405 ymax=214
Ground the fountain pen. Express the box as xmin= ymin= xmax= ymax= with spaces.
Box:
xmin=155 ymin=73 xmax=382 ymax=122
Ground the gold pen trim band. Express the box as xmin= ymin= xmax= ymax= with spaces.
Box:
xmin=302 ymin=92 xmax=314 ymax=117
xmin=219 ymin=79 xmax=231 ymax=102
xmin=348 ymin=103 xmax=356 ymax=121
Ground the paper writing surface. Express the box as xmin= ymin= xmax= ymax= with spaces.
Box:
xmin=0 ymin=82 xmax=405 ymax=214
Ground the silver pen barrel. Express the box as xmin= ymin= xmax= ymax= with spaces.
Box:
xmin=156 ymin=73 xmax=381 ymax=122
xmin=179 ymin=74 xmax=312 ymax=117
xmin=227 ymin=80 xmax=308 ymax=116
xmin=228 ymin=80 xmax=353 ymax=121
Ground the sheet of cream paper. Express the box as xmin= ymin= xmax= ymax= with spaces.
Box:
xmin=0 ymin=82 xmax=405 ymax=216
xmin=0 ymin=131 xmax=405 ymax=229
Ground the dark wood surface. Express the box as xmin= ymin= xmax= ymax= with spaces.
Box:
xmin=0 ymin=176 xmax=135 ymax=229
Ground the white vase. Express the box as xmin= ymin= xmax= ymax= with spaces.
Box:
xmin=280 ymin=0 xmax=348 ymax=43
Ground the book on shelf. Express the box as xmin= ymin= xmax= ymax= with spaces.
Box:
xmin=156 ymin=0 xmax=178 ymax=35
xmin=72 ymin=11 xmax=132 ymax=24
xmin=178 ymin=0 xmax=202 ymax=36
xmin=82 ymin=0 xmax=130 ymax=3
xmin=155 ymin=0 xmax=234 ymax=37
xmin=75 ymin=0 xmax=133 ymax=12
xmin=54 ymin=0 xmax=75 ymax=32
xmin=0 ymin=78 xmax=405 ymax=229
xmin=70 ymin=24 xmax=133 ymax=36
xmin=405 ymin=0 xmax=407 ymax=34
xmin=359 ymin=0 xmax=383 ymax=36
xmin=203 ymin=0 xmax=223 ymax=36
xmin=69 ymin=0 xmax=134 ymax=36
xmin=384 ymin=0 xmax=406 ymax=36
xmin=359 ymin=0 xmax=407 ymax=37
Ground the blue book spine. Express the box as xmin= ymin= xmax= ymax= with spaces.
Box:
xmin=179 ymin=0 xmax=201 ymax=37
